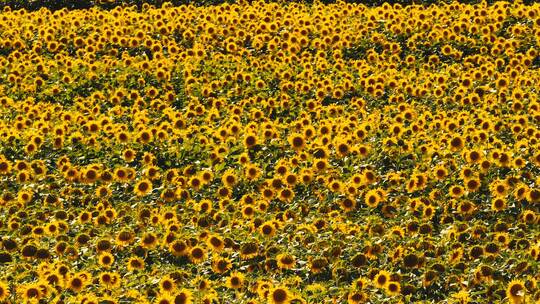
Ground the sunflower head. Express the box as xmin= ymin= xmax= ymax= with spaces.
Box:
xmin=506 ymin=280 xmax=526 ymax=304
xmin=0 ymin=281 xmax=10 ymax=301
xmin=385 ymin=281 xmax=401 ymax=296
xmin=226 ymin=271 xmax=245 ymax=290
xmin=268 ymin=286 xmax=290 ymax=304
xmin=373 ymin=270 xmax=391 ymax=288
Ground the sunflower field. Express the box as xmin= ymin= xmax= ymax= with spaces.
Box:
xmin=0 ymin=0 xmax=539 ymax=303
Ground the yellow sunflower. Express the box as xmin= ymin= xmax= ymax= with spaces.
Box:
xmin=226 ymin=271 xmax=245 ymax=290
xmin=268 ymin=286 xmax=291 ymax=304
xmin=506 ymin=280 xmax=526 ymax=304
xmin=0 ymin=281 xmax=9 ymax=301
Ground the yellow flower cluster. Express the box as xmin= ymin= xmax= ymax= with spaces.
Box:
xmin=0 ymin=0 xmax=539 ymax=303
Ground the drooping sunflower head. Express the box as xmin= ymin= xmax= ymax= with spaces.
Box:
xmin=276 ymin=253 xmax=296 ymax=270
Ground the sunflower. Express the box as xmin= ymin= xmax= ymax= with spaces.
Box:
xmin=464 ymin=177 xmax=481 ymax=193
xmin=313 ymin=146 xmax=330 ymax=159
xmin=512 ymin=157 xmax=526 ymax=169
xmin=137 ymin=129 xmax=153 ymax=144
xmin=0 ymin=281 xmax=9 ymax=301
xmin=100 ymin=272 xmax=121 ymax=289
xmin=268 ymin=286 xmax=290 ymax=304
xmin=433 ymin=165 xmax=448 ymax=180
xmin=309 ymin=257 xmax=328 ymax=274
xmin=82 ymin=167 xmax=99 ymax=184
xmin=140 ymin=233 xmax=158 ymax=249
xmin=423 ymin=205 xmax=435 ymax=219
xmin=240 ymin=242 xmax=259 ymax=260
xmin=449 ymin=185 xmax=465 ymax=198
xmin=195 ymin=200 xmax=213 ymax=215
xmin=344 ymin=184 xmax=358 ymax=197
xmin=126 ymin=257 xmax=145 ymax=271
xmin=513 ymin=184 xmax=529 ymax=200
xmin=17 ymin=189 xmax=33 ymax=205
xmin=226 ymin=271 xmax=245 ymax=290
xmin=423 ymin=270 xmax=438 ymax=287
xmin=200 ymin=170 xmax=214 ymax=183
xmin=67 ymin=275 xmax=85 ymax=293
xmin=347 ymin=290 xmax=367 ymax=304
xmin=244 ymin=133 xmax=259 ymax=149
xmin=245 ymin=164 xmax=261 ymax=180
xmin=362 ymin=170 xmax=377 ymax=185
xmin=241 ymin=205 xmax=256 ymax=218
xmin=521 ymin=210 xmax=536 ymax=224
xmin=259 ymin=221 xmax=277 ymax=238
xmin=526 ymin=189 xmax=540 ymax=203
xmin=116 ymin=230 xmax=134 ymax=246
xmin=16 ymin=170 xmax=32 ymax=183
xmin=276 ymin=253 xmax=296 ymax=270
xmin=95 ymin=185 xmax=111 ymax=198
xmin=0 ymin=159 xmax=11 ymax=175
xmin=451 ymin=289 xmax=470 ymax=303
xmin=364 ymin=189 xmax=381 ymax=208
xmin=191 ymin=276 xmax=210 ymax=291
xmin=25 ymin=143 xmax=37 ymax=155
xmin=169 ymin=240 xmax=189 ymax=257
xmin=134 ymin=179 xmax=152 ymax=196
xmin=98 ymin=252 xmax=115 ymax=268
xmin=385 ymin=281 xmax=401 ymax=296
xmin=188 ymin=176 xmax=202 ymax=190
xmin=491 ymin=197 xmax=507 ymax=212
xmin=336 ymin=140 xmax=350 ymax=157
xmin=174 ymin=289 xmax=193 ymax=304
xmin=159 ymin=275 xmax=177 ymax=294
xmin=122 ymin=148 xmax=136 ymax=162
xmin=327 ymin=180 xmax=342 ymax=193
xmin=19 ymin=283 xmax=42 ymax=300
xmin=154 ymin=295 xmax=174 ymax=304
xmin=221 ymin=170 xmax=238 ymax=188
xmin=159 ymin=188 xmax=176 ymax=203
xmin=278 ymin=188 xmax=295 ymax=202
xmin=490 ymin=180 xmax=509 ymax=197
xmin=506 ymin=280 xmax=526 ymax=304
xmin=530 ymin=245 xmax=540 ymax=260
xmin=189 ymin=246 xmax=207 ymax=264
xmin=350 ymin=277 xmax=368 ymax=291
xmin=494 ymin=232 xmax=510 ymax=246
xmin=288 ymin=133 xmax=306 ymax=151
xmin=145 ymin=165 xmax=161 ymax=181
xmin=485 ymin=241 xmax=501 ymax=257
xmin=45 ymin=273 xmax=60 ymax=287
xmin=114 ymin=167 xmax=130 ymax=182
xmin=211 ymin=257 xmax=232 ymax=274
xmin=460 ymin=167 xmax=474 ymax=181
xmin=373 ymin=270 xmax=391 ymax=288
xmin=202 ymin=233 xmax=223 ymax=251
xmin=449 ymin=135 xmax=464 ymax=151
xmin=458 ymin=200 xmax=475 ymax=215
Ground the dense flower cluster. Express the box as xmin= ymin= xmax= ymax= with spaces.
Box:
xmin=0 ymin=0 xmax=539 ymax=303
